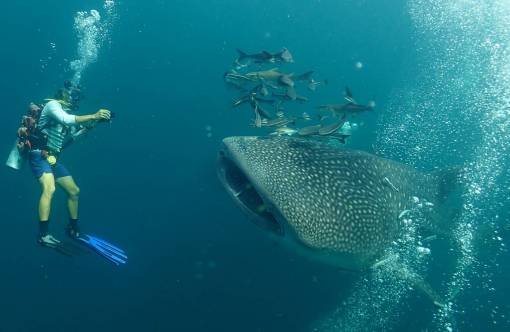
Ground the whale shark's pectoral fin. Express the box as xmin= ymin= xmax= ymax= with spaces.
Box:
xmin=372 ymin=255 xmax=446 ymax=308
xmin=399 ymin=268 xmax=447 ymax=308
xmin=371 ymin=253 xmax=399 ymax=269
xmin=398 ymin=266 xmax=446 ymax=308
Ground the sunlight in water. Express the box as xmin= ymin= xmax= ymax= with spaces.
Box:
xmin=315 ymin=0 xmax=510 ymax=331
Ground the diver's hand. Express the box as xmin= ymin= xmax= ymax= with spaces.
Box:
xmin=73 ymin=127 xmax=90 ymax=138
xmin=94 ymin=109 xmax=111 ymax=121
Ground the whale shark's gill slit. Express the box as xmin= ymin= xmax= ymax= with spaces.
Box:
xmin=219 ymin=153 xmax=284 ymax=236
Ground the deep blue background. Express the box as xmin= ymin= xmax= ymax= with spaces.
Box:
xmin=4 ymin=1 xmax=508 ymax=332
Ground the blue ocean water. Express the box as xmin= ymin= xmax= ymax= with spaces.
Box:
xmin=1 ymin=0 xmax=509 ymax=331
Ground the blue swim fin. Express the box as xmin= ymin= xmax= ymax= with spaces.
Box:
xmin=78 ymin=234 xmax=128 ymax=266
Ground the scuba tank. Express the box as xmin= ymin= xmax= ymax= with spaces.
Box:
xmin=6 ymin=102 xmax=45 ymax=170
xmin=5 ymin=141 xmax=26 ymax=170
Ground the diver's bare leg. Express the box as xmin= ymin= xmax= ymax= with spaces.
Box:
xmin=56 ymin=176 xmax=80 ymax=220
xmin=38 ymin=173 xmax=56 ymax=221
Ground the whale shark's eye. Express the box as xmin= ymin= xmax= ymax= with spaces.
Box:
xmin=218 ymin=151 xmax=283 ymax=236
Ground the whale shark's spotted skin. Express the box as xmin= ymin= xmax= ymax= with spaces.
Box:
xmin=219 ymin=136 xmax=441 ymax=270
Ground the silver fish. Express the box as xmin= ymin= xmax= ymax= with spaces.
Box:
xmin=297 ymin=124 xmax=321 ymax=136
xmin=259 ymin=117 xmax=295 ymax=128
xmin=270 ymin=127 xmax=298 ymax=136
xmin=236 ymin=48 xmax=294 ymax=65
xmin=273 ymin=87 xmax=308 ymax=103
xmin=318 ymin=102 xmax=374 ymax=115
xmin=318 ymin=115 xmax=348 ymax=136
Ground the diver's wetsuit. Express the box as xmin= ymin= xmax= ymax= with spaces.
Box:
xmin=28 ymin=100 xmax=81 ymax=179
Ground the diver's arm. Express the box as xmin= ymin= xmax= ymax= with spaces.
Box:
xmin=75 ymin=114 xmax=96 ymax=123
xmin=47 ymin=100 xmax=110 ymax=124
xmin=75 ymin=109 xmax=111 ymax=123
xmin=46 ymin=100 xmax=77 ymax=125
xmin=71 ymin=126 xmax=90 ymax=140
xmin=62 ymin=124 xmax=93 ymax=149
xmin=69 ymin=109 xmax=110 ymax=141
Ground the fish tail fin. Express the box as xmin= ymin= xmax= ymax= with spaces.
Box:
xmin=286 ymin=86 xmax=297 ymax=100
xmin=296 ymin=70 xmax=314 ymax=81
xmin=345 ymin=86 xmax=353 ymax=98
xmin=280 ymin=75 xmax=295 ymax=87
xmin=374 ymin=258 xmax=446 ymax=309
xmin=257 ymin=105 xmax=272 ymax=119
xmin=236 ymin=49 xmax=248 ymax=60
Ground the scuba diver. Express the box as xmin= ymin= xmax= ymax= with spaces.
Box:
xmin=12 ymin=81 xmax=127 ymax=265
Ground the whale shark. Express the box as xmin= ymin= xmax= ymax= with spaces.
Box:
xmin=218 ymin=136 xmax=457 ymax=271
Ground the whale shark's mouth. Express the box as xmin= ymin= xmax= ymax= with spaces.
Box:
xmin=218 ymin=150 xmax=284 ymax=236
